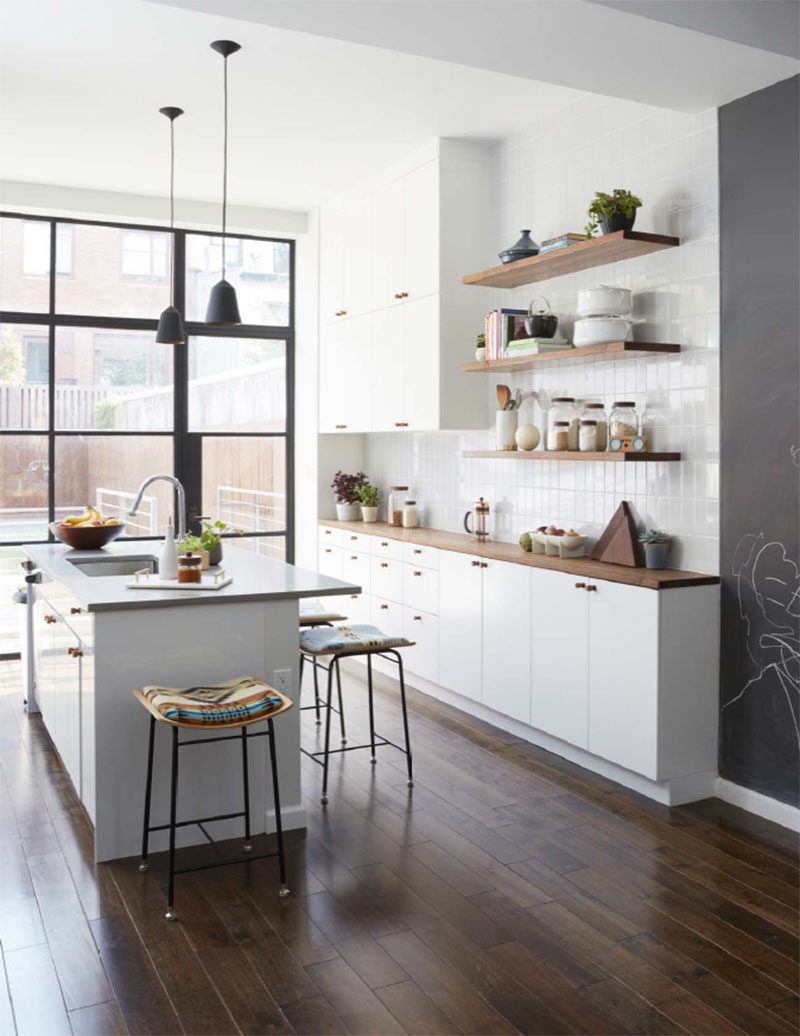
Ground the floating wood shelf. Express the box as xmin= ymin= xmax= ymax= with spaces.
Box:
xmin=463 ymin=230 xmax=680 ymax=289
xmin=463 ymin=450 xmax=681 ymax=463
xmin=462 ymin=340 xmax=680 ymax=372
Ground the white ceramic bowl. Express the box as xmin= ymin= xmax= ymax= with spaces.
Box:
xmin=558 ymin=534 xmax=587 ymax=553
xmin=576 ymin=284 xmax=632 ymax=317
xmin=573 ymin=316 xmax=634 ymax=347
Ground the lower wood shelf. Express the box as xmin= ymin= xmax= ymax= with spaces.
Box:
xmin=464 ymin=450 xmax=681 ymax=462
xmin=462 ymin=341 xmax=679 ymax=373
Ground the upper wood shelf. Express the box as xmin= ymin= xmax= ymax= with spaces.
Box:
xmin=462 ymin=340 xmax=679 ymax=373
xmin=463 ymin=450 xmax=681 ymax=463
xmin=463 ymin=230 xmax=680 ymax=289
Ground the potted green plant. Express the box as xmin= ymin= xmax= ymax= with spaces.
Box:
xmin=331 ymin=470 xmax=367 ymax=521
xmin=475 ymin=332 xmax=486 ymax=362
xmin=585 ymin=189 xmax=643 ymax=237
xmin=357 ymin=482 xmax=380 ymax=523
xmin=178 ymin=519 xmax=241 ymax=569
xmin=639 ymin=529 xmax=671 ymax=570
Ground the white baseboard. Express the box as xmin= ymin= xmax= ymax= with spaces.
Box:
xmin=714 ymin=778 xmax=800 ymax=832
xmin=266 ymin=804 xmax=306 ymax=834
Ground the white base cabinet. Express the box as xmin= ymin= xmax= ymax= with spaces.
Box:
xmin=482 ymin=559 xmax=531 ymax=724
xmin=438 ymin=551 xmax=483 ymax=703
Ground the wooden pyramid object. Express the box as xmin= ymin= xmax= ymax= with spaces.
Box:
xmin=590 ymin=501 xmax=641 ymax=567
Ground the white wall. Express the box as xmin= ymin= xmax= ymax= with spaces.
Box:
xmin=364 ymin=95 xmax=720 ymax=574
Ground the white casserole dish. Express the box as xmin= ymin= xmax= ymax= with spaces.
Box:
xmin=576 ymin=284 xmax=632 ymax=317
xmin=573 ymin=316 xmax=634 ymax=347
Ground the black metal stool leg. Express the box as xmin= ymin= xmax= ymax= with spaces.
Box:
xmin=335 ymin=656 xmax=347 ymax=744
xmin=312 ymin=656 xmax=322 ymax=724
xmin=241 ymin=726 xmax=252 ymax=852
xmin=165 ymin=725 xmax=179 ymax=920
xmin=268 ymin=717 xmax=290 ymax=897
xmin=367 ymin=654 xmax=377 ymax=764
xmin=395 ymin=651 xmax=414 ymax=788
xmin=139 ymin=715 xmax=156 ymax=872
xmin=321 ymin=657 xmax=335 ymax=805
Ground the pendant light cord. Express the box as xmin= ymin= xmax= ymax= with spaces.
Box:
xmin=221 ymin=54 xmax=228 ymax=280
xmin=169 ymin=116 xmax=175 ymax=305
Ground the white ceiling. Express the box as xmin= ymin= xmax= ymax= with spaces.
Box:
xmin=1 ymin=0 xmax=797 ymax=215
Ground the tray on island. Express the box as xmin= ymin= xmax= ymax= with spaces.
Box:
xmin=126 ymin=570 xmax=233 ymax=592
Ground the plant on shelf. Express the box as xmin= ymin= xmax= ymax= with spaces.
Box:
xmin=585 ymin=189 xmax=643 ymax=237
xmin=331 ymin=470 xmax=367 ymax=521
xmin=639 ymin=528 xmax=671 ymax=570
xmin=356 ymin=482 xmax=380 ymax=523
xmin=475 ymin=332 xmax=486 ymax=362
xmin=178 ymin=519 xmax=242 ymax=568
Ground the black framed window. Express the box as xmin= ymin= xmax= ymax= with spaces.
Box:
xmin=0 ymin=212 xmax=294 ymax=562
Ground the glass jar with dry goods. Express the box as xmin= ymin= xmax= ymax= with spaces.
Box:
xmin=550 ymin=421 xmax=570 ymax=452
xmin=402 ymin=500 xmax=419 ymax=528
xmin=579 ymin=420 xmax=598 ymax=452
xmin=609 ymin=401 xmax=640 ymax=439
xmin=177 ymin=552 xmax=203 ymax=584
xmin=389 ymin=486 xmax=409 ymax=527
xmin=547 ymin=397 xmax=578 ymax=450
xmin=581 ymin=402 xmax=608 ymax=450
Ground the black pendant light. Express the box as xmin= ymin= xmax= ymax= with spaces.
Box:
xmin=155 ymin=106 xmax=186 ymax=344
xmin=206 ymin=39 xmax=242 ymax=326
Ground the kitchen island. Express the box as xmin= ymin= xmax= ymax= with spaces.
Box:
xmin=25 ymin=541 xmax=359 ymax=862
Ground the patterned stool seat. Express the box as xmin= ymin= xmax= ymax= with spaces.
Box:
xmin=299 ymin=600 xmax=348 ymax=626
xmin=133 ymin=676 xmax=291 ymax=728
xmin=299 ymin=624 xmax=413 ymax=656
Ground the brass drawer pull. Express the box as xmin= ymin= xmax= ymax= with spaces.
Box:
xmin=324 ymin=548 xmax=332 ymax=554
xmin=575 ymin=582 xmax=586 ymax=589
xmin=395 ymin=422 xmax=408 ymax=428
xmin=350 ymin=535 xmax=358 ymax=540
xmin=471 ymin=560 xmax=480 ymax=567
xmin=413 ymin=570 xmax=422 ymax=576
xmin=44 ymin=614 xmax=56 ymax=624
xmin=380 ymin=541 xmax=389 ymax=547
xmin=335 ymin=423 xmax=347 ymax=429
xmin=413 ymin=548 xmax=422 ymax=554
xmin=586 ymin=584 xmax=598 ymax=592
xmin=350 ymin=555 xmax=358 ymax=560
xmin=480 ymin=562 xmax=488 ymax=568
xmin=380 ymin=604 xmax=388 ymax=610
xmin=400 ymin=292 xmax=408 ymax=298
xmin=394 ymin=292 xmax=404 ymax=299
xmin=380 ymin=562 xmax=388 ymax=568
xmin=70 ymin=606 xmax=81 ymax=615
xmin=413 ymin=615 xmax=422 ymax=621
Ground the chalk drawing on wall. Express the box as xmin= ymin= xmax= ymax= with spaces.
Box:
xmin=722 ymin=531 xmax=800 ymax=750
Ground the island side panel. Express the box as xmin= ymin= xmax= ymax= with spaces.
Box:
xmin=92 ymin=599 xmax=303 ymax=863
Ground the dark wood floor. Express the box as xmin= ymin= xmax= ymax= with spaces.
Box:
xmin=0 ymin=659 xmax=798 ymax=1036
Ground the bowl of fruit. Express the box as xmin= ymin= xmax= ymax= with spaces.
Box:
xmin=51 ymin=507 xmax=124 ymax=549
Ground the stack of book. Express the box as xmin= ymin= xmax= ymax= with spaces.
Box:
xmin=484 ymin=308 xmax=526 ymax=359
xmin=505 ymin=337 xmax=573 ymax=357
xmin=539 ymin=233 xmax=586 ymax=254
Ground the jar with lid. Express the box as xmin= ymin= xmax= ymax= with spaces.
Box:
xmin=389 ymin=486 xmax=409 ymax=527
xmin=177 ymin=552 xmax=203 ymax=584
xmin=547 ymin=397 xmax=577 ymax=450
xmin=550 ymin=421 xmax=570 ymax=452
xmin=402 ymin=500 xmax=419 ymax=528
xmin=581 ymin=402 xmax=608 ymax=450
xmin=609 ymin=401 xmax=639 ymax=439
xmin=579 ymin=420 xmax=598 ymax=452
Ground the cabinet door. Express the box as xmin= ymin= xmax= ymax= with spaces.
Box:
xmin=342 ymin=591 xmax=371 ymax=627
xmin=402 ymin=607 xmax=438 ymax=685
xmin=340 ymin=550 xmax=371 ymax=597
xmin=371 ymin=555 xmax=404 ymax=603
xmin=588 ymin=581 xmax=659 ymax=778
xmin=320 ymin=207 xmax=345 ymax=323
xmin=33 ymin=595 xmax=55 ymax=722
xmin=80 ymin=644 xmax=96 ymax=823
xmin=318 ymin=544 xmax=343 ymax=581
xmin=530 ymin=569 xmax=589 ymax=748
xmin=482 ymin=560 xmax=531 ymax=722
xmin=371 ymin=596 xmax=403 ymax=638
xmin=53 ymin=614 xmax=82 ymax=794
xmin=438 ymin=551 xmax=482 ymax=702
xmin=319 ymin=321 xmax=344 ymax=432
xmin=403 ymin=295 xmax=440 ymax=431
xmin=403 ymin=564 xmax=439 ymax=615
xmin=372 ymin=177 xmax=405 ymax=311
xmin=342 ymin=195 xmax=373 ymax=318
xmin=320 ymin=315 xmax=372 ymax=432
xmin=371 ymin=306 xmax=404 ymax=431
xmin=403 ymin=160 xmax=439 ymax=300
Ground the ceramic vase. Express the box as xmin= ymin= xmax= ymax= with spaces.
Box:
xmin=644 ymin=542 xmax=670 ymax=569
xmin=336 ymin=500 xmax=360 ymax=521
xmin=361 ymin=506 xmax=378 ymax=523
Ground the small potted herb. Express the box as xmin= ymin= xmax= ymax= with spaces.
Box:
xmin=331 ymin=470 xmax=367 ymax=521
xmin=475 ymin=333 xmax=486 ymax=362
xmin=585 ymin=189 xmax=643 ymax=237
xmin=639 ymin=529 xmax=671 ymax=570
xmin=357 ymin=482 xmax=380 ymax=523
xmin=178 ymin=519 xmax=241 ymax=569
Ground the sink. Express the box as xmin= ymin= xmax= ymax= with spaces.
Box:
xmin=68 ymin=556 xmax=158 ymax=578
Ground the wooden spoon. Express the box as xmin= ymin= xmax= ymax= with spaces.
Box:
xmin=496 ymin=384 xmax=511 ymax=411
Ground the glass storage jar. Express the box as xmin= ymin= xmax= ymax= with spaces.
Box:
xmin=551 ymin=421 xmax=570 ymax=452
xmin=579 ymin=420 xmax=598 ymax=452
xmin=389 ymin=486 xmax=409 ymax=527
xmin=547 ymin=397 xmax=577 ymax=450
xmin=402 ymin=500 xmax=419 ymax=528
xmin=177 ymin=552 xmax=203 ymax=584
xmin=581 ymin=402 xmax=608 ymax=450
xmin=609 ymin=401 xmax=639 ymax=439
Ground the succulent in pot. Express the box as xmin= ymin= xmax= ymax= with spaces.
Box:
xmin=524 ymin=296 xmax=558 ymax=339
xmin=585 ymin=189 xmax=642 ymax=237
xmin=357 ymin=482 xmax=380 ymax=523
xmin=331 ymin=470 xmax=367 ymax=521
xmin=639 ymin=528 xmax=672 ymax=569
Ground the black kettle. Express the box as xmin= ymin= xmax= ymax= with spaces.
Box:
xmin=524 ymin=296 xmax=558 ymax=339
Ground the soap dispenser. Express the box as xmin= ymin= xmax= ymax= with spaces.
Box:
xmin=159 ymin=517 xmax=178 ymax=581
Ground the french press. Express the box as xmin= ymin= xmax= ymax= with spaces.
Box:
xmin=463 ymin=497 xmax=490 ymax=541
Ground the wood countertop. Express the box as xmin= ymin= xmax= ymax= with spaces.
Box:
xmin=319 ymin=520 xmax=720 ymax=590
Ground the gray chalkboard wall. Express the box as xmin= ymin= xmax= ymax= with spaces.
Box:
xmin=718 ymin=74 xmax=800 ymax=806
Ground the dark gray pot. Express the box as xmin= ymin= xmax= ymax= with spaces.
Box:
xmin=209 ymin=541 xmax=223 ymax=566
xmin=644 ymin=542 xmax=670 ymax=569
xmin=600 ymin=211 xmax=636 ymax=234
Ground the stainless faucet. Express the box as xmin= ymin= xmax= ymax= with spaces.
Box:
xmin=128 ymin=474 xmax=186 ymax=540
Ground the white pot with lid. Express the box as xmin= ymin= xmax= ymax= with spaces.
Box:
xmin=576 ymin=284 xmax=632 ymax=317
xmin=573 ymin=316 xmax=634 ymax=347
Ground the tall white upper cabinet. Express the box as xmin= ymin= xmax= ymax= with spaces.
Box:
xmin=319 ymin=139 xmax=492 ymax=433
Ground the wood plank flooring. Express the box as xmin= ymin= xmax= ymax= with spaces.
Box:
xmin=0 ymin=657 xmax=797 ymax=1035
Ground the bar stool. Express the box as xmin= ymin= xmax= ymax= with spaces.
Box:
xmin=298 ymin=601 xmax=349 ymax=740
xmin=132 ymin=676 xmax=292 ymax=921
xmin=299 ymin=625 xmax=414 ymax=805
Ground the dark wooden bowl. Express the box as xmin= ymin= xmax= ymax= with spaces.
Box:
xmin=50 ymin=521 xmax=125 ymax=550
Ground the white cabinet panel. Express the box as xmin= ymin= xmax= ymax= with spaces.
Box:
xmin=341 ymin=529 xmax=371 ymax=553
xmin=53 ymin=613 xmax=81 ymax=794
xmin=370 ymin=535 xmax=404 ymax=562
xmin=33 ymin=595 xmax=55 ymax=723
xmin=482 ymin=560 xmax=531 ymax=723
xmin=371 ymin=555 xmax=404 ymax=603
xmin=318 ymin=544 xmax=343 ymax=581
xmin=342 ymin=195 xmax=373 ymax=318
xmin=342 ymin=591 xmax=371 ymax=627
xmin=372 ymin=177 xmax=404 ymax=311
xmin=403 ymin=295 xmax=440 ymax=431
xmin=402 ymin=607 xmax=438 ymax=685
xmin=80 ymin=645 xmax=95 ymax=823
xmin=319 ymin=315 xmax=372 ymax=432
xmin=371 ymin=306 xmax=404 ymax=431
xmin=403 ymin=564 xmax=439 ymax=615
xmin=371 ymin=596 xmax=404 ymax=637
xmin=340 ymin=550 xmax=370 ymax=597
xmin=320 ymin=207 xmax=345 ymax=323
xmin=403 ymin=160 xmax=439 ymax=300
xmin=402 ymin=542 xmax=439 ymax=571
xmin=319 ymin=525 xmax=345 ymax=548
xmin=588 ymin=580 xmax=659 ymax=778
xmin=530 ymin=569 xmax=590 ymax=748
xmin=438 ymin=551 xmax=482 ymax=703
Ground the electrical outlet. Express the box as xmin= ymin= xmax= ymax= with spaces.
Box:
xmin=273 ymin=668 xmax=292 ymax=696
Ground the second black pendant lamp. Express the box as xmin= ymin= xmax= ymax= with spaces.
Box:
xmin=155 ymin=106 xmax=185 ymax=344
xmin=206 ymin=39 xmax=242 ymax=326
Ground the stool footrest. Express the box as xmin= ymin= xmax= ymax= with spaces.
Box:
xmin=147 ymin=809 xmax=245 ymax=833
xmin=174 ymin=849 xmax=280 ymax=876
xmin=302 ymin=735 xmax=408 ymax=765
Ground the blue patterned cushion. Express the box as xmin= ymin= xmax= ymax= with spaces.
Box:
xmin=137 ymin=677 xmax=288 ymax=726
xmin=299 ymin=624 xmax=411 ymax=655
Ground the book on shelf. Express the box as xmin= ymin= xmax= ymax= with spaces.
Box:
xmin=504 ymin=337 xmax=574 ymax=357
xmin=484 ymin=308 xmax=526 ymax=359
xmin=540 ymin=232 xmax=586 ymax=247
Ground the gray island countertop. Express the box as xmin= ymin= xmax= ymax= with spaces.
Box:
xmin=25 ymin=541 xmax=360 ymax=613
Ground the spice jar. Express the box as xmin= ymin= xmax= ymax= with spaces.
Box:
xmin=547 ymin=397 xmax=577 ymax=450
xmin=551 ymin=421 xmax=570 ymax=452
xmin=389 ymin=486 xmax=409 ymax=527
xmin=402 ymin=500 xmax=419 ymax=528
xmin=579 ymin=420 xmax=598 ymax=452
xmin=581 ymin=402 xmax=608 ymax=450
xmin=609 ymin=401 xmax=639 ymax=439
xmin=177 ymin=553 xmax=203 ymax=584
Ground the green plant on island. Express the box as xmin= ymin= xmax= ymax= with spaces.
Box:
xmin=178 ymin=519 xmax=243 ymax=555
xmin=585 ymin=188 xmax=642 ymax=237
